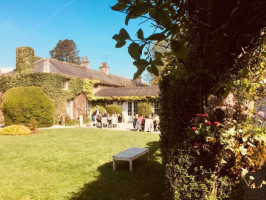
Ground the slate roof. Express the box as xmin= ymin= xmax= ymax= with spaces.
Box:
xmin=94 ymin=86 xmax=159 ymax=97
xmin=34 ymin=58 xmax=135 ymax=87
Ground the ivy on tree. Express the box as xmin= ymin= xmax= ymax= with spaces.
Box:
xmin=50 ymin=39 xmax=81 ymax=64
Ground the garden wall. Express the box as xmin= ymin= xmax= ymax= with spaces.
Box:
xmin=73 ymin=93 xmax=88 ymax=118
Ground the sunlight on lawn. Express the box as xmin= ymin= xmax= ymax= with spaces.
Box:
xmin=0 ymin=128 xmax=163 ymax=200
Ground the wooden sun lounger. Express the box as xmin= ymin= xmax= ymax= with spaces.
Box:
xmin=113 ymin=147 xmax=149 ymax=172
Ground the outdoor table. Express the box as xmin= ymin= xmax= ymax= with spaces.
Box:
xmin=113 ymin=147 xmax=149 ymax=172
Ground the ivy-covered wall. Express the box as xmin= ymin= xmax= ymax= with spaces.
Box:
xmin=0 ymin=73 xmax=95 ymax=121
xmin=16 ymin=47 xmax=36 ymax=73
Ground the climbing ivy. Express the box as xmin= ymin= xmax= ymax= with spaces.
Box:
xmin=16 ymin=47 xmax=41 ymax=73
xmin=0 ymin=73 xmax=96 ymax=121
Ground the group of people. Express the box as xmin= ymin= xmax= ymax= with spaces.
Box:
xmin=132 ymin=113 xmax=160 ymax=132
xmin=91 ymin=107 xmax=122 ymax=126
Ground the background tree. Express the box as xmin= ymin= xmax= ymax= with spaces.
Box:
xmin=112 ymin=0 xmax=266 ymax=199
xmin=50 ymin=39 xmax=81 ymax=64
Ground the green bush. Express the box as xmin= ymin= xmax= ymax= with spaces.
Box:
xmin=1 ymin=87 xmax=54 ymax=127
xmin=106 ymin=105 xmax=122 ymax=115
xmin=65 ymin=119 xmax=78 ymax=126
xmin=137 ymin=102 xmax=153 ymax=117
xmin=0 ymin=125 xmax=31 ymax=135
xmin=91 ymin=105 xmax=106 ymax=115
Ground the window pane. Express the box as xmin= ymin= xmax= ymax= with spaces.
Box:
xmin=134 ymin=102 xmax=137 ymax=116
xmin=128 ymin=102 xmax=132 ymax=116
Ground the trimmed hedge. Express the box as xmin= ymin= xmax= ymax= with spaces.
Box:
xmin=106 ymin=105 xmax=122 ymax=115
xmin=91 ymin=105 xmax=106 ymax=115
xmin=137 ymin=102 xmax=153 ymax=117
xmin=1 ymin=87 xmax=54 ymax=127
xmin=0 ymin=125 xmax=31 ymax=135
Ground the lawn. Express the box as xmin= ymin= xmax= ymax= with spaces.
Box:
xmin=0 ymin=128 xmax=163 ymax=200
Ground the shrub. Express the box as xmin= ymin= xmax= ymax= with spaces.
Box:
xmin=0 ymin=125 xmax=31 ymax=135
xmin=137 ymin=102 xmax=153 ymax=117
xmin=1 ymin=87 xmax=54 ymax=127
xmin=106 ymin=105 xmax=122 ymax=115
xmin=91 ymin=105 xmax=106 ymax=115
xmin=65 ymin=119 xmax=78 ymax=126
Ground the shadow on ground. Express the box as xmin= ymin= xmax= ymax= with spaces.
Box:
xmin=244 ymin=165 xmax=266 ymax=200
xmin=69 ymin=141 xmax=164 ymax=200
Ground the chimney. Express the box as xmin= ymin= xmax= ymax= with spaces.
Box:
xmin=44 ymin=58 xmax=50 ymax=73
xmin=134 ymin=76 xmax=142 ymax=86
xmin=99 ymin=62 xmax=109 ymax=75
xmin=81 ymin=57 xmax=90 ymax=69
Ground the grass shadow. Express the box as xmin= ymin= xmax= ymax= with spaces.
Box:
xmin=69 ymin=141 xmax=164 ymax=200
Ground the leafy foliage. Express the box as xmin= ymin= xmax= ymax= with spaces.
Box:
xmin=16 ymin=47 xmax=40 ymax=73
xmin=50 ymin=39 xmax=81 ymax=64
xmin=0 ymin=73 xmax=95 ymax=122
xmin=91 ymin=105 xmax=106 ymax=115
xmin=106 ymin=105 xmax=122 ymax=115
xmin=112 ymin=0 xmax=266 ymax=199
xmin=1 ymin=87 xmax=54 ymax=127
xmin=137 ymin=102 xmax=153 ymax=117
xmin=0 ymin=125 xmax=31 ymax=135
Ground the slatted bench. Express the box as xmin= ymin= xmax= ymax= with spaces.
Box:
xmin=113 ymin=147 xmax=149 ymax=172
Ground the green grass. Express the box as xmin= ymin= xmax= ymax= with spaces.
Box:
xmin=0 ymin=128 xmax=163 ymax=200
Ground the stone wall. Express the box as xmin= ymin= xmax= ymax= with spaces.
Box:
xmin=73 ymin=93 xmax=88 ymax=119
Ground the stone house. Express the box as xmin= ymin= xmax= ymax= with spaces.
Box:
xmin=0 ymin=55 xmax=159 ymax=123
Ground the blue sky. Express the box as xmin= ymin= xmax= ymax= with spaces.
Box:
xmin=0 ymin=0 xmax=153 ymax=79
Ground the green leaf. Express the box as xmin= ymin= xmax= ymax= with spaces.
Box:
xmin=147 ymin=66 xmax=153 ymax=74
xmin=112 ymin=34 xmax=121 ymax=41
xmin=239 ymin=146 xmax=247 ymax=155
xmin=154 ymin=51 xmax=163 ymax=58
xmin=125 ymin=3 xmax=152 ymax=24
xmin=159 ymin=9 xmax=171 ymax=27
xmin=115 ymin=40 xmax=126 ymax=48
xmin=125 ymin=13 xmax=131 ymax=25
xmin=133 ymin=65 xmax=146 ymax=80
xmin=242 ymin=67 xmax=248 ymax=77
xmin=147 ymin=33 xmax=165 ymax=41
xmin=137 ymin=29 xmax=144 ymax=40
xmin=119 ymin=0 xmax=130 ymax=4
xmin=152 ymin=58 xmax=164 ymax=66
xmin=111 ymin=2 xmax=127 ymax=11
xmin=133 ymin=59 xmax=149 ymax=68
xmin=119 ymin=28 xmax=130 ymax=40
xmin=149 ymin=8 xmax=156 ymax=19
xmin=150 ymin=64 xmax=159 ymax=76
xmin=130 ymin=3 xmax=152 ymax=18
xmin=128 ymin=42 xmax=141 ymax=60
xmin=170 ymin=40 xmax=187 ymax=60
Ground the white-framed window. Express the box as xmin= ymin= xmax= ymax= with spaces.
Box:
xmin=128 ymin=102 xmax=137 ymax=116
xmin=63 ymin=79 xmax=69 ymax=90
xmin=128 ymin=102 xmax=132 ymax=116
xmin=154 ymin=101 xmax=159 ymax=114
xmin=134 ymin=102 xmax=137 ymax=116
